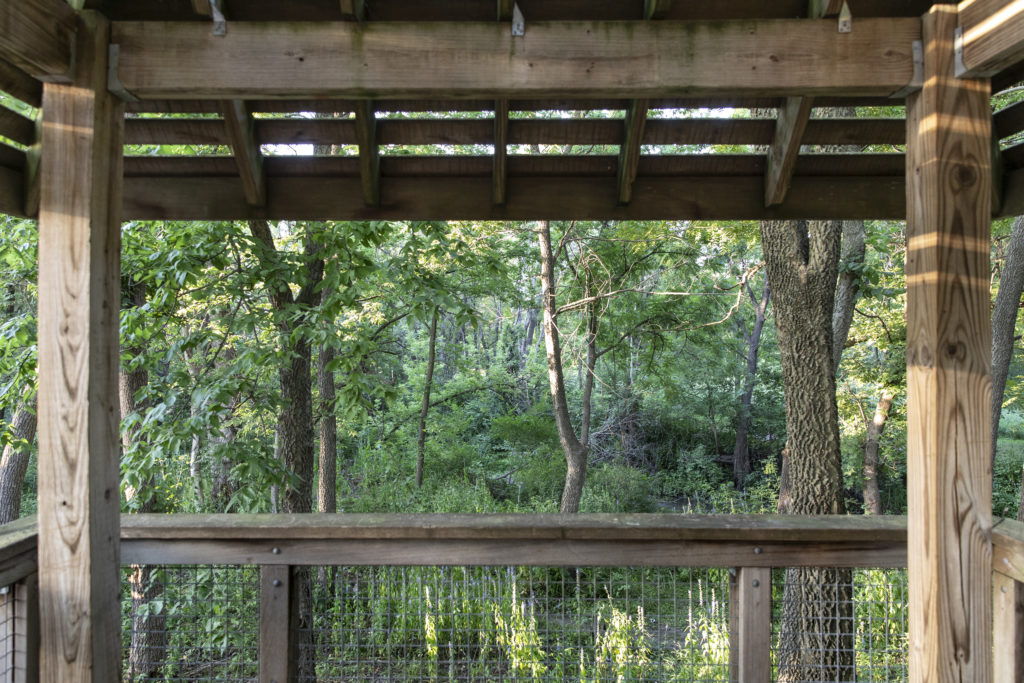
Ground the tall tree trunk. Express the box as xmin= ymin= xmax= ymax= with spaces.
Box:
xmin=537 ymin=221 xmax=589 ymax=513
xmin=761 ymin=218 xmax=853 ymax=682
xmin=416 ymin=307 xmax=439 ymax=488
xmin=832 ymin=220 xmax=866 ymax=375
xmin=732 ymin=278 xmax=771 ymax=485
xmin=318 ymin=344 xmax=338 ymax=514
xmin=862 ymin=389 xmax=894 ymax=515
xmin=993 ymin=216 xmax=1024 ymax=467
xmin=0 ymin=397 xmax=37 ymax=524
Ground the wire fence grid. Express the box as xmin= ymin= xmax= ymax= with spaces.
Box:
xmin=120 ymin=564 xmax=908 ymax=682
xmin=0 ymin=584 xmax=16 ymax=682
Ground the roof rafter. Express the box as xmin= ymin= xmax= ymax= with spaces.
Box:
xmin=957 ymin=0 xmax=1024 ymax=77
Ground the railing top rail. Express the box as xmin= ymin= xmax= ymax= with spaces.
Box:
xmin=120 ymin=512 xmax=908 ymax=542
xmin=0 ymin=514 xmax=37 ymax=586
xmin=993 ymin=517 xmax=1024 ymax=582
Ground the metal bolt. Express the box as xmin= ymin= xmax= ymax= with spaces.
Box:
xmin=753 ymin=547 xmax=762 ymax=555
xmin=272 ymin=547 xmax=281 ymax=555
xmin=1002 ymin=585 xmax=1008 ymax=594
xmin=272 ymin=579 xmax=282 ymax=588
xmin=752 ymin=579 xmax=760 ymax=588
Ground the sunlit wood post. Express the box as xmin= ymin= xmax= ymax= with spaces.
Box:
xmin=905 ymin=5 xmax=992 ymax=682
xmin=37 ymin=11 xmax=124 ymax=682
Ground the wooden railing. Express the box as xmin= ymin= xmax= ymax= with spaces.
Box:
xmin=992 ymin=518 xmax=1024 ymax=682
xmin=0 ymin=516 xmax=38 ymax=683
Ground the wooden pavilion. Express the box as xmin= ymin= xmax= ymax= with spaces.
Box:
xmin=0 ymin=0 xmax=1022 ymax=680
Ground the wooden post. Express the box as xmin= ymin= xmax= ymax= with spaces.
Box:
xmin=37 ymin=11 xmax=124 ymax=683
xmin=259 ymin=565 xmax=294 ymax=683
xmin=993 ymin=571 xmax=1024 ymax=680
xmin=728 ymin=567 xmax=771 ymax=683
xmin=905 ymin=5 xmax=992 ymax=683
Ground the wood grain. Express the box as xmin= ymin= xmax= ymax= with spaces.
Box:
xmin=735 ymin=567 xmax=771 ymax=683
xmin=905 ymin=6 xmax=992 ymax=683
xmin=617 ymin=99 xmax=648 ymax=204
xmin=493 ymin=99 xmax=508 ymax=204
xmin=0 ymin=0 xmax=76 ymax=82
xmin=0 ymin=59 xmax=42 ymax=108
xmin=993 ymin=570 xmax=1024 ymax=681
xmin=258 ymin=565 xmax=292 ymax=683
xmin=353 ymin=101 xmax=379 ymax=206
xmin=109 ymin=19 xmax=922 ymax=99
xmin=37 ymin=11 xmax=123 ymax=683
xmin=0 ymin=108 xmax=35 ymax=147
xmin=221 ymin=100 xmax=265 ymax=206
xmin=765 ymin=97 xmax=814 ymax=206
xmin=958 ymin=0 xmax=1024 ymax=77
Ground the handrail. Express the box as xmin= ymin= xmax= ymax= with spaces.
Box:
xmin=119 ymin=512 xmax=909 ymax=567
xmin=0 ymin=515 xmax=37 ymax=587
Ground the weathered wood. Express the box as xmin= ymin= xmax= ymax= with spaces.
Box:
xmin=0 ymin=108 xmax=37 ymax=148
xmin=121 ymin=174 xmax=907 ymax=221
xmin=22 ymin=114 xmax=40 ymax=218
xmin=732 ymin=567 xmax=771 ymax=683
xmin=221 ymin=100 xmax=265 ymax=206
xmin=993 ymin=518 xmax=1024 ymax=582
xmin=957 ymin=0 xmax=1024 ymax=78
xmin=995 ymin=99 xmax=1024 ymax=139
xmin=353 ymin=100 xmax=379 ymax=206
xmin=11 ymin=573 xmax=39 ymax=683
xmin=905 ymin=7 xmax=992 ymax=683
xmin=993 ymin=570 xmax=1024 ymax=681
xmin=259 ymin=565 xmax=293 ymax=683
xmin=496 ymin=0 xmax=514 ymax=21
xmin=765 ymin=97 xmax=814 ymax=206
xmin=1000 ymin=166 xmax=1024 ymax=217
xmin=339 ymin=0 xmax=366 ymax=21
xmin=190 ymin=0 xmax=211 ymax=16
xmin=109 ymin=19 xmax=922 ymax=99
xmin=0 ymin=0 xmax=77 ymax=82
xmin=0 ymin=517 xmax=36 ymax=567
xmin=493 ymin=99 xmax=508 ymax=204
xmin=617 ymin=99 xmax=648 ymax=204
xmin=644 ymin=0 xmax=672 ymax=20
xmin=810 ymin=0 xmax=846 ymax=16
xmin=119 ymin=512 xmax=908 ymax=542
xmin=0 ymin=143 xmax=25 ymax=217
xmin=121 ymin=537 xmax=907 ymax=568
xmin=0 ymin=60 xmax=42 ymax=108
xmin=124 ymin=118 xmax=229 ymax=146
xmin=37 ymin=11 xmax=124 ymax=683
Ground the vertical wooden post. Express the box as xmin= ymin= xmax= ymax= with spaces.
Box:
xmin=728 ymin=567 xmax=771 ymax=683
xmin=993 ymin=571 xmax=1024 ymax=681
xmin=259 ymin=565 xmax=294 ymax=683
xmin=37 ymin=11 xmax=124 ymax=683
xmin=12 ymin=574 xmax=39 ymax=683
xmin=905 ymin=6 xmax=992 ymax=683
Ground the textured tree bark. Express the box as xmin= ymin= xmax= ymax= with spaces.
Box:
xmin=993 ymin=216 xmax=1024 ymax=472
xmin=760 ymin=218 xmax=853 ymax=682
xmin=831 ymin=220 xmax=866 ymax=375
xmin=0 ymin=397 xmax=37 ymax=524
xmin=732 ymin=278 xmax=770 ymax=485
xmin=537 ymin=220 xmax=589 ymax=513
xmin=862 ymin=389 xmax=893 ymax=515
xmin=317 ymin=344 xmax=337 ymax=514
xmin=416 ymin=308 xmax=439 ymax=488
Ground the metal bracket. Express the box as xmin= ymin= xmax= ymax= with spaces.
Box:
xmin=210 ymin=0 xmax=227 ymax=36
xmin=838 ymin=1 xmax=852 ymax=33
xmin=954 ymin=26 xmax=967 ymax=77
xmin=107 ymin=44 xmax=140 ymax=102
xmin=511 ymin=3 xmax=525 ymax=37
xmin=890 ymin=40 xmax=924 ymax=98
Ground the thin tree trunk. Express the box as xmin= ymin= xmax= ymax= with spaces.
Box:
xmin=0 ymin=397 xmax=37 ymax=524
xmin=318 ymin=344 xmax=338 ymax=514
xmin=862 ymin=389 xmax=893 ymax=515
xmin=832 ymin=220 xmax=866 ymax=374
xmin=537 ymin=220 xmax=588 ymax=513
xmin=761 ymin=217 xmax=853 ymax=682
xmin=733 ymin=278 xmax=771 ymax=485
xmin=993 ymin=216 xmax=1024 ymax=467
xmin=416 ymin=307 xmax=439 ymax=488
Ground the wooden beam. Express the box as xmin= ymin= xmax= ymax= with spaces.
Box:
xmin=259 ymin=565 xmax=294 ymax=683
xmin=221 ymin=99 xmax=265 ymax=206
xmin=23 ymin=113 xmax=41 ymax=218
xmin=497 ymin=0 xmax=514 ymax=21
xmin=0 ymin=107 xmax=37 ymax=148
xmin=957 ymin=0 xmax=1024 ymax=77
xmin=765 ymin=97 xmax=814 ymax=206
xmin=37 ymin=10 xmax=123 ymax=683
xmin=339 ymin=0 xmax=366 ymax=21
xmin=730 ymin=567 xmax=771 ymax=683
xmin=0 ymin=59 xmax=42 ymax=108
xmin=993 ymin=570 xmax=1024 ymax=680
xmin=617 ymin=99 xmax=648 ymax=204
xmin=644 ymin=0 xmax=672 ymax=20
xmin=190 ymin=0 xmax=212 ymax=16
xmin=0 ymin=0 xmax=77 ymax=83
xmin=493 ymin=99 xmax=508 ymax=205
xmin=810 ymin=0 xmax=846 ymax=17
xmin=353 ymin=100 xmax=379 ymax=207
xmin=109 ymin=19 xmax=923 ymax=99
xmin=905 ymin=6 xmax=992 ymax=683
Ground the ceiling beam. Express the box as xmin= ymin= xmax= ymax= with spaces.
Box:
xmin=339 ymin=0 xmax=366 ymax=21
xmin=353 ymin=100 xmax=379 ymax=207
xmin=0 ymin=0 xmax=77 ymax=82
xmin=109 ymin=19 xmax=922 ymax=99
xmin=765 ymin=97 xmax=815 ymax=206
xmin=493 ymin=99 xmax=508 ymax=205
xmin=221 ymin=99 xmax=265 ymax=206
xmin=957 ymin=0 xmax=1024 ymax=77
xmin=617 ymin=99 xmax=648 ymax=204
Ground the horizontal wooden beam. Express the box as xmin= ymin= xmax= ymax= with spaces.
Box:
xmin=121 ymin=174 xmax=907 ymax=221
xmin=0 ymin=0 xmax=77 ymax=82
xmin=0 ymin=59 xmax=42 ymax=108
xmin=109 ymin=19 xmax=922 ymax=99
xmin=958 ymin=0 xmax=1024 ymax=77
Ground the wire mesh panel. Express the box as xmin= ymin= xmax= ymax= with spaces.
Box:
xmin=120 ymin=565 xmax=259 ymax=683
xmin=0 ymin=584 xmax=14 ymax=681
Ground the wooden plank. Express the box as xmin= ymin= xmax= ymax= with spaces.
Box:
xmin=993 ymin=518 xmax=1024 ymax=582
xmin=993 ymin=570 xmax=1024 ymax=681
xmin=0 ymin=108 xmax=37 ymax=148
xmin=0 ymin=0 xmax=77 ymax=82
xmin=120 ymin=512 xmax=909 ymax=542
xmin=190 ymin=0 xmax=212 ymax=16
xmin=0 ymin=516 xmax=36 ymax=560
xmin=259 ymin=565 xmax=293 ymax=683
xmin=765 ymin=97 xmax=814 ymax=206
xmin=37 ymin=11 xmax=123 ymax=683
xmin=121 ymin=174 xmax=907 ymax=221
xmin=109 ymin=19 xmax=923 ymax=99
xmin=994 ymin=99 xmax=1024 ymax=139
xmin=0 ymin=60 xmax=41 ymax=109
xmin=0 ymin=163 xmax=25 ymax=217
xmin=497 ymin=0 xmax=514 ymax=21
xmin=958 ymin=0 xmax=1024 ymax=78
xmin=905 ymin=7 xmax=992 ymax=683
xmin=121 ymin=537 xmax=908 ymax=568
xmin=13 ymin=574 xmax=39 ymax=683
xmin=0 ymin=142 xmax=25 ymax=171
xmin=339 ymin=0 xmax=366 ymax=21
xmin=23 ymin=114 xmax=40 ymax=218
xmin=493 ymin=99 xmax=508 ymax=204
xmin=734 ymin=567 xmax=771 ymax=683
xmin=644 ymin=0 xmax=672 ymax=20
xmin=354 ymin=100 xmax=379 ymax=206
xmin=124 ymin=118 xmax=229 ymax=145
xmin=221 ymin=100 xmax=265 ymax=206
xmin=617 ymin=98 xmax=648 ymax=204
xmin=999 ymin=166 xmax=1024 ymax=217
